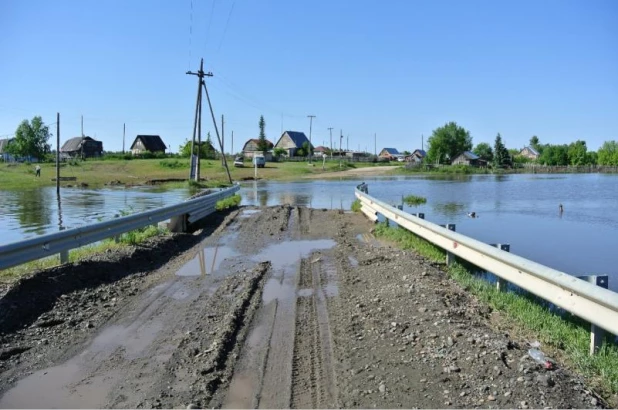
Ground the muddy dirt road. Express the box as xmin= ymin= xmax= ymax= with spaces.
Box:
xmin=0 ymin=206 xmax=605 ymax=408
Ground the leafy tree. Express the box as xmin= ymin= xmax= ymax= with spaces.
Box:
xmin=7 ymin=116 xmax=51 ymax=160
xmin=597 ymin=141 xmax=618 ymax=166
xmin=567 ymin=140 xmax=588 ymax=166
xmin=473 ymin=142 xmax=493 ymax=162
xmin=301 ymin=141 xmax=313 ymax=157
xmin=586 ymin=151 xmax=598 ymax=165
xmin=426 ymin=121 xmax=473 ymax=164
xmin=296 ymin=148 xmax=305 ymax=157
xmin=178 ymin=132 xmax=215 ymax=159
xmin=273 ymin=147 xmax=287 ymax=157
xmin=402 ymin=150 xmax=411 ymax=156
xmin=492 ymin=133 xmax=511 ymax=168
xmin=538 ymin=144 xmax=569 ymax=166
xmin=257 ymin=115 xmax=269 ymax=152
xmin=530 ymin=135 xmax=541 ymax=152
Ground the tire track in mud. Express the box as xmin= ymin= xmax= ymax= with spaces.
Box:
xmin=290 ymin=252 xmax=339 ymax=409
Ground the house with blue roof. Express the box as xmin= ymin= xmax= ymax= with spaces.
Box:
xmin=405 ymin=149 xmax=427 ymax=163
xmin=274 ymin=131 xmax=312 ymax=156
xmin=379 ymin=147 xmax=402 ymax=160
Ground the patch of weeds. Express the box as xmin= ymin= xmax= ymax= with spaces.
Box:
xmin=159 ymin=159 xmax=188 ymax=169
xmin=215 ymin=194 xmax=241 ymax=211
xmin=403 ymin=194 xmax=427 ymax=206
xmin=351 ymin=199 xmax=362 ymax=212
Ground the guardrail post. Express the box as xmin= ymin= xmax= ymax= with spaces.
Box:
xmin=578 ymin=275 xmax=609 ymax=355
xmin=169 ymin=213 xmax=188 ymax=233
xmin=441 ymin=224 xmax=456 ymax=265
xmin=489 ymin=244 xmax=510 ymax=291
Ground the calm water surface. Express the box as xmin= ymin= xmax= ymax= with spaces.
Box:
xmin=1 ymin=174 xmax=617 ymax=290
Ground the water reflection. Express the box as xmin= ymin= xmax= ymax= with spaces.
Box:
xmin=12 ymin=190 xmax=53 ymax=235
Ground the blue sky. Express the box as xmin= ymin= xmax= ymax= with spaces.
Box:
xmin=1 ymin=0 xmax=616 ymax=153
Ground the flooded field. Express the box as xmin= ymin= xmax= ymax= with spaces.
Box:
xmin=1 ymin=173 xmax=618 ymax=290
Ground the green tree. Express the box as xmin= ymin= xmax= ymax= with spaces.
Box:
xmin=538 ymin=144 xmax=569 ymax=166
xmin=7 ymin=116 xmax=51 ymax=161
xmin=597 ymin=141 xmax=618 ymax=166
xmin=473 ymin=142 xmax=493 ymax=162
xmin=492 ymin=133 xmax=511 ymax=168
xmin=402 ymin=150 xmax=411 ymax=156
xmin=530 ymin=135 xmax=541 ymax=152
xmin=301 ymin=141 xmax=313 ymax=157
xmin=426 ymin=122 xmax=473 ymax=164
xmin=567 ymin=140 xmax=588 ymax=166
xmin=586 ymin=151 xmax=598 ymax=165
xmin=178 ymin=132 xmax=215 ymax=159
xmin=273 ymin=147 xmax=287 ymax=157
xmin=257 ymin=115 xmax=269 ymax=152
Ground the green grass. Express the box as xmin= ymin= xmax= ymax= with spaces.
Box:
xmin=0 ymin=158 xmax=391 ymax=190
xmin=402 ymin=194 xmax=427 ymax=206
xmin=351 ymin=199 xmax=362 ymax=212
xmin=215 ymin=194 xmax=241 ymax=211
xmin=373 ymin=222 xmax=618 ymax=400
xmin=0 ymin=224 xmax=169 ymax=283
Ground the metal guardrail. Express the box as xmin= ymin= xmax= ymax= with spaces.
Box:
xmin=0 ymin=184 xmax=240 ymax=271
xmin=355 ymin=183 xmax=618 ymax=347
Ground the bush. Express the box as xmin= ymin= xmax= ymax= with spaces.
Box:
xmin=215 ymin=194 xmax=241 ymax=211
xmin=351 ymin=199 xmax=362 ymax=212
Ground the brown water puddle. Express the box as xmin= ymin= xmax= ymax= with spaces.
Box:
xmin=175 ymin=244 xmax=239 ymax=276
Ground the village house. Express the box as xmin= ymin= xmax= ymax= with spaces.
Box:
xmin=405 ymin=149 xmax=427 ymax=163
xmin=274 ymin=131 xmax=312 ymax=156
xmin=451 ymin=151 xmax=481 ymax=166
xmin=242 ymin=138 xmax=274 ymax=160
xmin=379 ymin=147 xmax=402 ymax=161
xmin=60 ymin=136 xmax=104 ymax=158
xmin=130 ymin=135 xmax=167 ymax=155
xmin=519 ymin=146 xmax=540 ymax=160
xmin=314 ymin=146 xmax=328 ymax=157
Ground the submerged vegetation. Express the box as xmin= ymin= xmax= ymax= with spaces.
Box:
xmin=402 ymin=194 xmax=427 ymax=206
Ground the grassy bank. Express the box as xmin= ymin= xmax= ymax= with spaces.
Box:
xmin=373 ymin=222 xmax=618 ymax=402
xmin=0 ymin=159 xmax=384 ymax=190
xmin=0 ymin=224 xmax=168 ymax=284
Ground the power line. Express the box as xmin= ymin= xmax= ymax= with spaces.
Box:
xmin=217 ymin=1 xmax=236 ymax=53
xmin=188 ymin=0 xmax=194 ymax=70
xmin=204 ymin=0 xmax=216 ymax=50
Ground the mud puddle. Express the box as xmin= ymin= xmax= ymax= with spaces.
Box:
xmin=175 ymin=244 xmax=239 ymax=277
xmin=253 ymin=240 xmax=335 ymax=304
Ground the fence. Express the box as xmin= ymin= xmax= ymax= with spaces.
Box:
xmin=355 ymin=183 xmax=618 ymax=355
xmin=0 ymin=184 xmax=240 ymax=271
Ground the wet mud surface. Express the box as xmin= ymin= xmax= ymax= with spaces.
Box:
xmin=0 ymin=205 xmax=608 ymax=408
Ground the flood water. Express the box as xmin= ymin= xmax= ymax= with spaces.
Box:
xmin=1 ymin=174 xmax=617 ymax=291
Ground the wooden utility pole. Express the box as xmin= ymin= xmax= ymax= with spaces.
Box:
xmin=56 ymin=113 xmax=60 ymax=195
xmin=231 ymin=130 xmax=234 ymax=157
xmin=81 ymin=115 xmax=83 ymax=137
xmin=328 ymin=127 xmax=333 ymax=160
xmin=187 ymin=58 xmax=232 ymax=184
xmin=187 ymin=59 xmax=204 ymax=181
xmin=197 ymin=75 xmax=203 ymax=180
xmin=339 ymin=129 xmax=343 ymax=168
xmin=221 ymin=114 xmax=225 ymax=165
xmin=122 ymin=123 xmax=126 ymax=154
xmin=307 ymin=115 xmax=316 ymax=164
